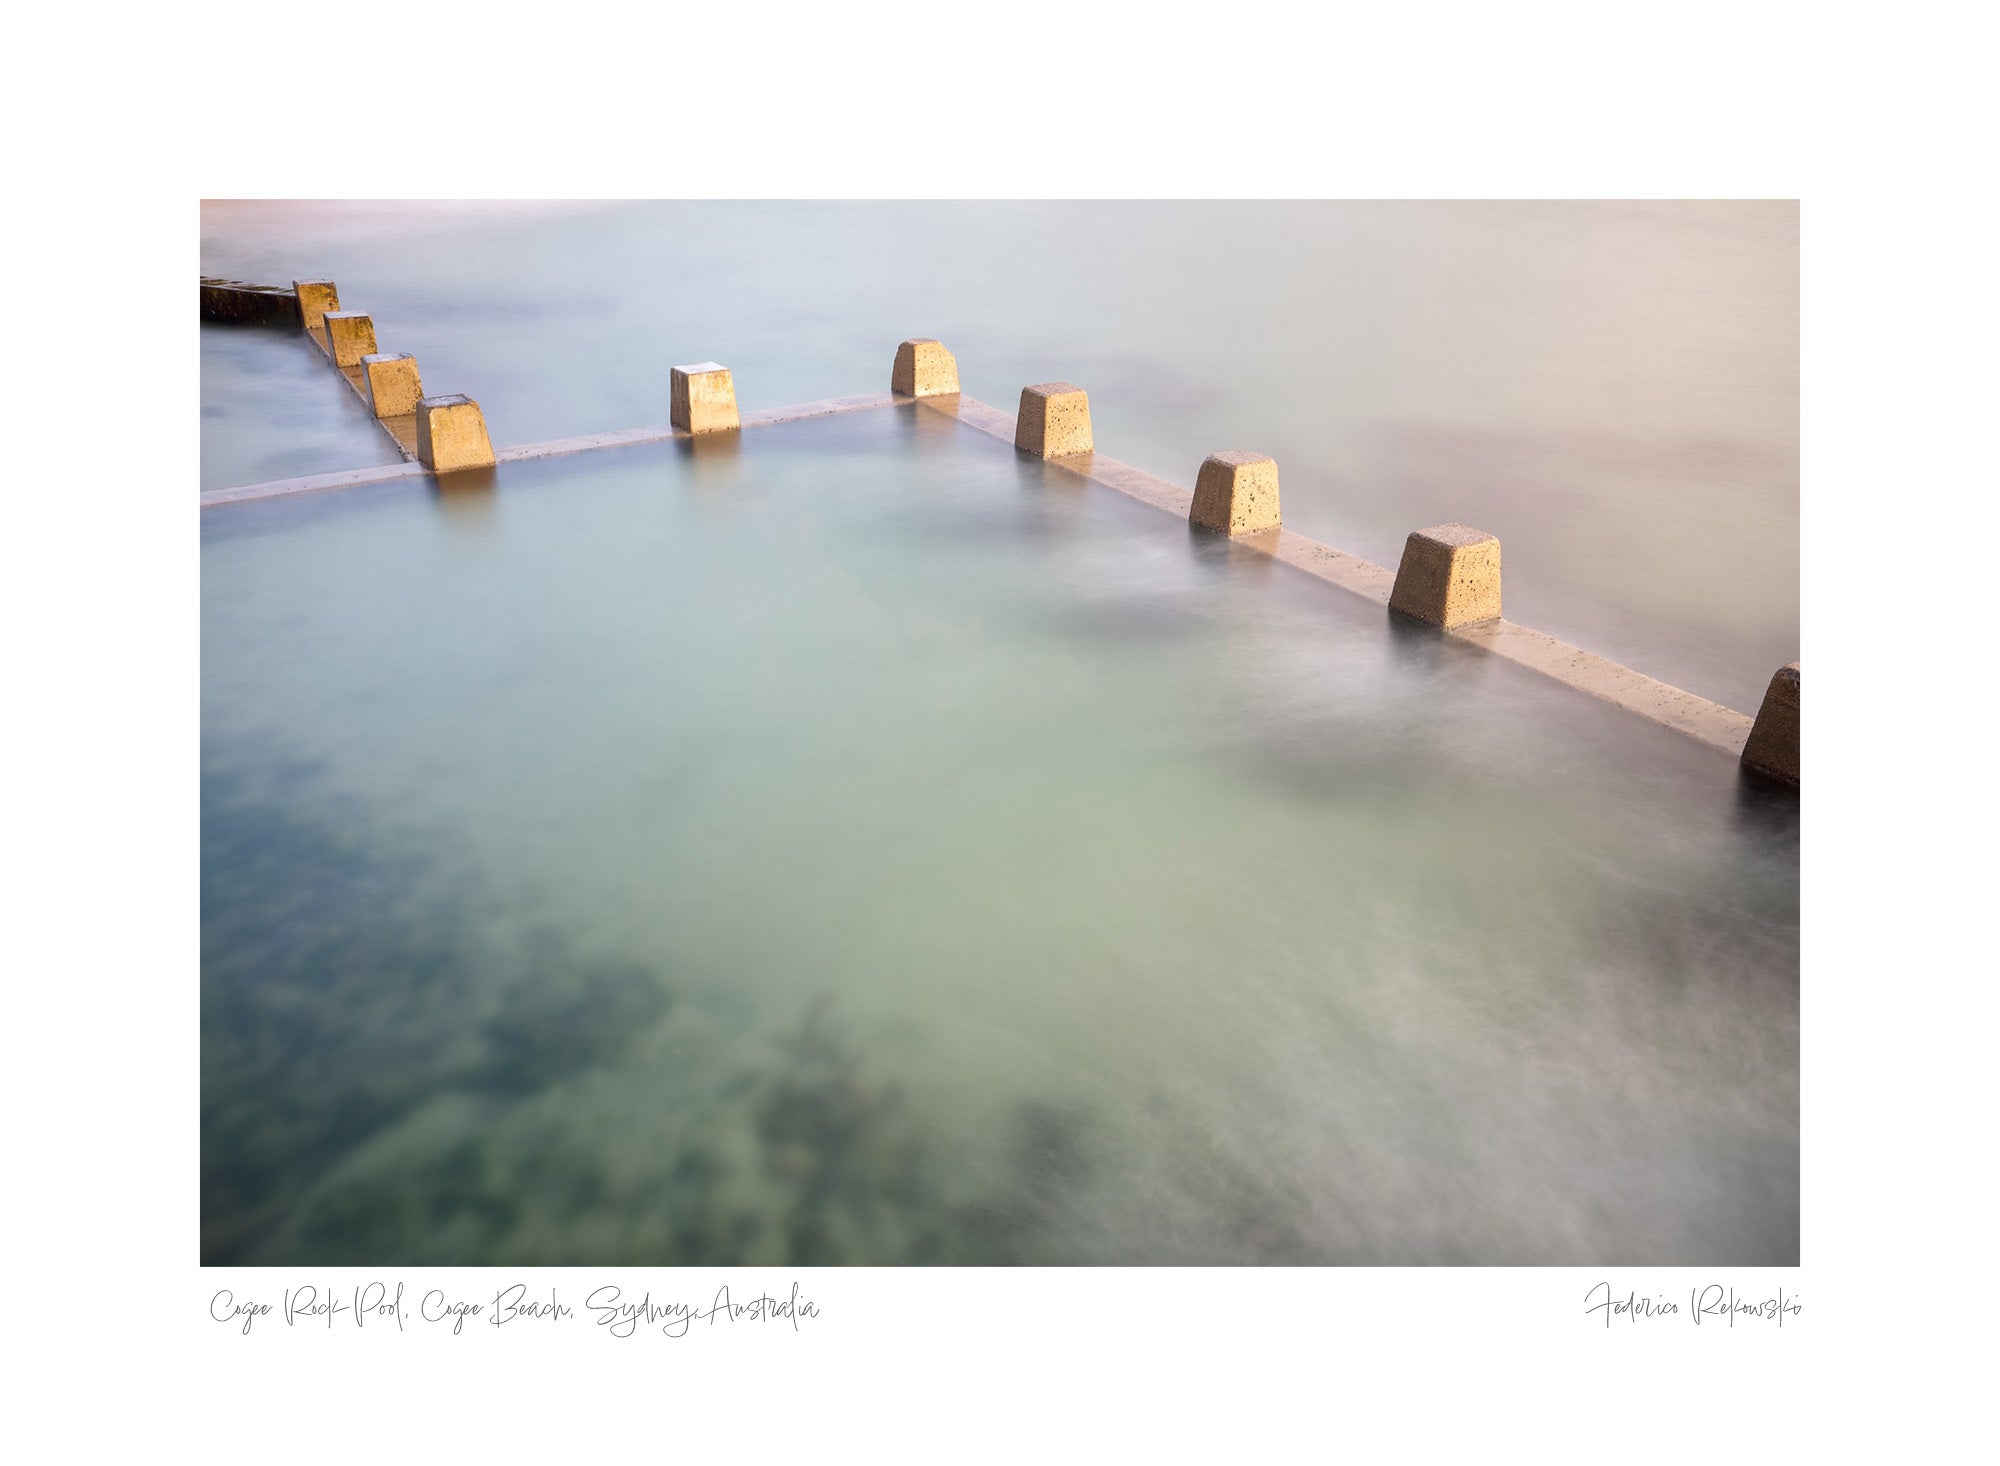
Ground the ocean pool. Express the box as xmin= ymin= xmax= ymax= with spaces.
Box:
xmin=202 ymin=405 xmax=1797 ymax=1266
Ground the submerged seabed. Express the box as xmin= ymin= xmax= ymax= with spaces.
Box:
xmin=202 ymin=408 xmax=1797 ymax=1266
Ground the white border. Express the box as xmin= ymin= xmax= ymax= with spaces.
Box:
xmin=11 ymin=0 xmax=1988 ymax=1454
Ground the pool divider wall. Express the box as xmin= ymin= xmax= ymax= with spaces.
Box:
xmin=202 ymin=393 xmax=914 ymax=507
xmin=1190 ymin=452 xmax=1281 ymax=535
xmin=250 ymin=276 xmax=483 ymax=468
xmin=671 ymin=363 xmax=740 ymax=434
xmin=292 ymin=280 xmax=340 ymax=332
xmin=1388 ymin=524 xmax=1503 ymax=628
xmin=892 ymin=339 xmax=960 ymax=397
xmin=322 ymin=312 xmax=378 ymax=368
xmin=205 ymin=322 xmax=1795 ymax=782
xmin=291 ymin=287 xmax=420 ymax=460
xmin=1740 ymin=663 xmax=1800 ymax=784
xmin=918 ymin=389 xmax=1775 ymax=767
xmin=1015 ymin=383 xmax=1093 ymax=458
xmin=416 ymin=395 xmax=497 ymax=473
xmin=360 ymin=353 xmax=423 ymax=418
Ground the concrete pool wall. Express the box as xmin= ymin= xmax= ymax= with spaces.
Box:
xmin=200 ymin=281 xmax=1801 ymax=786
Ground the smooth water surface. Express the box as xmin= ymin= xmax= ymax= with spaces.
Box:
xmin=201 ymin=321 xmax=403 ymax=489
xmin=200 ymin=201 xmax=1797 ymax=712
xmin=202 ymin=407 xmax=1797 ymax=1266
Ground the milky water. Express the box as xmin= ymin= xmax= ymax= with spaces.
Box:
xmin=199 ymin=200 xmax=1797 ymax=713
xmin=200 ymin=321 xmax=404 ymax=489
xmin=201 ymin=408 xmax=1797 ymax=1266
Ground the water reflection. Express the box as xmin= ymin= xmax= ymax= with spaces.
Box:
xmin=674 ymin=430 xmax=743 ymax=465
xmin=1732 ymin=768 xmax=1804 ymax=833
xmin=428 ymin=469 xmax=499 ymax=528
xmin=894 ymin=400 xmax=965 ymax=445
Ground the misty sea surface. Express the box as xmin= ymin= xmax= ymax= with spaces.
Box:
xmin=200 ymin=200 xmax=1797 ymax=713
xmin=202 ymin=407 xmax=1798 ymax=1266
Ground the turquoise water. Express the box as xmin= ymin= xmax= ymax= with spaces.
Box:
xmin=199 ymin=201 xmax=1797 ymax=713
xmin=202 ymin=407 xmax=1797 ymax=1266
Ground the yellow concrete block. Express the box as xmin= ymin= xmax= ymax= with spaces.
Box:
xmin=1014 ymin=382 xmax=1092 ymax=458
xmin=892 ymin=338 xmax=960 ymax=397
xmin=359 ymin=353 xmax=423 ymax=418
xmin=1388 ymin=524 xmax=1503 ymax=627
xmin=323 ymin=311 xmax=377 ymax=368
xmin=670 ymin=362 xmax=739 ymax=434
xmin=415 ymin=394 xmax=496 ymax=473
xmin=292 ymin=279 xmax=340 ymax=331
xmin=1740 ymin=662 xmax=1799 ymax=786
xmin=1189 ymin=451 xmax=1281 ymax=535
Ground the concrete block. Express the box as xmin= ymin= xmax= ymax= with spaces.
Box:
xmin=415 ymin=394 xmax=496 ymax=473
xmin=1014 ymin=383 xmax=1093 ymax=458
xmin=670 ymin=362 xmax=739 ymax=434
xmin=892 ymin=338 xmax=960 ymax=397
xmin=359 ymin=353 xmax=423 ymax=418
xmin=292 ymin=279 xmax=340 ymax=331
xmin=322 ymin=311 xmax=377 ymax=368
xmin=1740 ymin=662 xmax=1800 ymax=785
xmin=1388 ymin=524 xmax=1503 ymax=628
xmin=1190 ymin=451 xmax=1281 ymax=535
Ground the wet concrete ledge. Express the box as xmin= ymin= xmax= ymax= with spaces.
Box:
xmin=201 ymin=388 xmax=1756 ymax=758
xmin=918 ymin=394 xmax=1755 ymax=757
xmin=201 ymin=278 xmax=301 ymax=327
xmin=200 ymin=460 xmax=430 ymax=506
xmin=494 ymin=392 xmax=906 ymax=465
xmin=198 ymin=392 xmax=907 ymax=507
